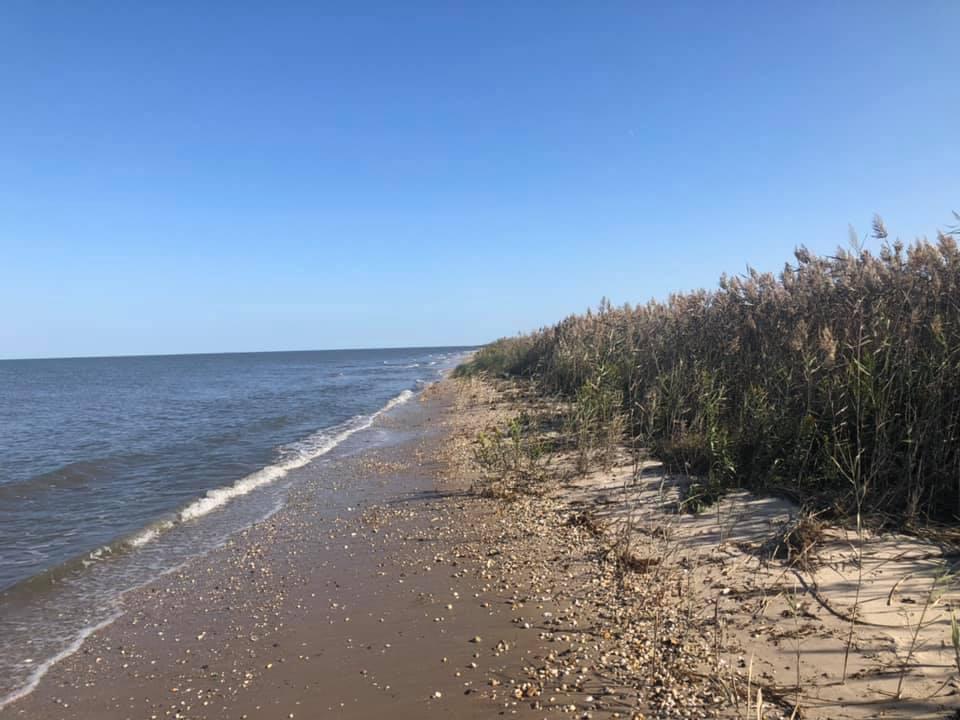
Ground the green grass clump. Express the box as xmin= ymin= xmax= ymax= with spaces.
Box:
xmin=471 ymin=413 xmax=550 ymax=499
xmin=452 ymin=336 xmax=540 ymax=379
xmin=456 ymin=216 xmax=960 ymax=524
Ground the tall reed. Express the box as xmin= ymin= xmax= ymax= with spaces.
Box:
xmin=460 ymin=221 xmax=960 ymax=523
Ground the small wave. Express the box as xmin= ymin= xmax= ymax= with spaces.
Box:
xmin=65 ymin=389 xmax=418 ymax=560
xmin=0 ymin=612 xmax=121 ymax=711
xmin=0 ymin=388 xmax=418 ymax=712
xmin=125 ymin=520 xmax=176 ymax=548
xmin=382 ymin=389 xmax=414 ymax=411
xmin=47 ymin=389 xmax=416 ymax=567
xmin=0 ymin=460 xmax=110 ymax=501
xmin=81 ymin=546 xmax=109 ymax=567
xmin=178 ymin=388 xmax=414 ymax=523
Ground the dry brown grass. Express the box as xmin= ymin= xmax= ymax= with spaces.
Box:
xmin=459 ymin=218 xmax=960 ymax=526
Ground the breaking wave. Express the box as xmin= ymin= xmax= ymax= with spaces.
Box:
xmin=177 ymin=389 xmax=414 ymax=523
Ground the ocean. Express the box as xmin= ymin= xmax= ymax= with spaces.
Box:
xmin=0 ymin=347 xmax=469 ymax=707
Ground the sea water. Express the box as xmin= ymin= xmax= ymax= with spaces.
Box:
xmin=0 ymin=347 xmax=469 ymax=706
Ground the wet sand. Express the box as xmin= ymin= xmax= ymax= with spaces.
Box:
xmin=0 ymin=381 xmax=617 ymax=720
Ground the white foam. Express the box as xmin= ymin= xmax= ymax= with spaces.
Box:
xmin=178 ymin=389 xmax=414 ymax=523
xmin=0 ymin=388 xmax=418 ymax=712
xmin=0 ymin=612 xmax=121 ymax=711
xmin=381 ymin=389 xmax=414 ymax=411
xmin=127 ymin=520 xmax=176 ymax=548
xmin=81 ymin=544 xmax=114 ymax=567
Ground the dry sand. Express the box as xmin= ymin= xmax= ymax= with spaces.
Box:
xmin=456 ymin=376 xmax=960 ymax=719
xmin=562 ymin=460 xmax=960 ymax=718
xmin=3 ymin=376 xmax=959 ymax=719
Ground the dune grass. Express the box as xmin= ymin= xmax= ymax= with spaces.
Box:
xmin=457 ymin=217 xmax=960 ymax=525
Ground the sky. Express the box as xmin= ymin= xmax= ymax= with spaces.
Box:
xmin=1 ymin=2 xmax=958 ymax=359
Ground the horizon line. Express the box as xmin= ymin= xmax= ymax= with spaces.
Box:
xmin=0 ymin=343 xmax=481 ymax=363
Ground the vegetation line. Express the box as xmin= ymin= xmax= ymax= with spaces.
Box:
xmin=456 ymin=215 xmax=960 ymax=526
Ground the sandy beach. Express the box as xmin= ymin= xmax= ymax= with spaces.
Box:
xmin=0 ymin=379 xmax=614 ymax=720
xmin=5 ymin=4 xmax=955 ymax=717
xmin=3 ymin=375 xmax=960 ymax=720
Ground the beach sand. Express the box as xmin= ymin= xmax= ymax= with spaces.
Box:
xmin=4 ymin=376 xmax=959 ymax=719
xmin=0 ymin=380 xmax=618 ymax=720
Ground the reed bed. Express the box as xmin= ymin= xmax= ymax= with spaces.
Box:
xmin=457 ymin=221 xmax=960 ymax=525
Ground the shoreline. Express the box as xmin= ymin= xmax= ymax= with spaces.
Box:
xmin=1 ymin=378 xmax=604 ymax=719
xmin=0 ymin=382 xmax=427 ymax=711
xmin=4 ymin=375 xmax=959 ymax=719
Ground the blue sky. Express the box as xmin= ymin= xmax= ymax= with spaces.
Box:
xmin=1 ymin=2 xmax=957 ymax=358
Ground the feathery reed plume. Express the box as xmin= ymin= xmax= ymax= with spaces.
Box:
xmin=458 ymin=215 xmax=960 ymax=523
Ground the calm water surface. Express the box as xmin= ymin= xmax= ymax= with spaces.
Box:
xmin=0 ymin=347 xmax=468 ymax=706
